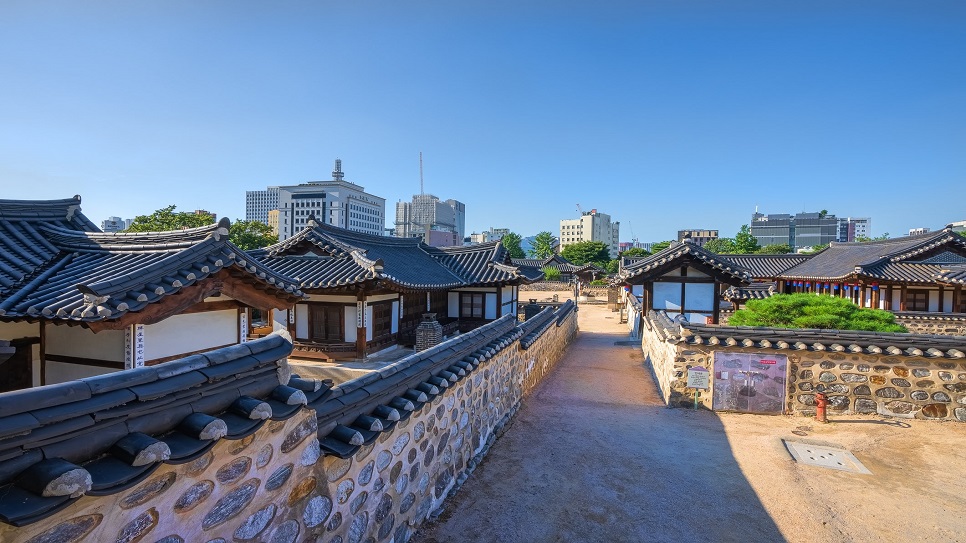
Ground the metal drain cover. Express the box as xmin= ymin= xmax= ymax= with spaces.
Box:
xmin=783 ymin=440 xmax=871 ymax=474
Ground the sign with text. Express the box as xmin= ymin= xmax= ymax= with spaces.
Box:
xmin=687 ymin=366 xmax=710 ymax=389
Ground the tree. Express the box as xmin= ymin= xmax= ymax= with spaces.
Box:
xmin=649 ymin=240 xmax=673 ymax=253
xmin=620 ymin=247 xmax=650 ymax=258
xmin=855 ymin=233 xmax=890 ymax=242
xmin=757 ymin=243 xmax=791 ymax=254
xmin=529 ymin=231 xmax=557 ymax=259
xmin=732 ymin=224 xmax=760 ymax=254
xmin=560 ymin=241 xmax=610 ymax=267
xmin=229 ymin=220 xmax=278 ymax=250
xmin=540 ymin=266 xmax=562 ymax=281
xmin=501 ymin=232 xmax=526 ymax=259
xmin=606 ymin=259 xmax=620 ymax=274
xmin=127 ymin=205 xmax=214 ymax=232
xmin=703 ymin=238 xmax=736 ymax=254
xmin=729 ymin=293 xmax=907 ymax=333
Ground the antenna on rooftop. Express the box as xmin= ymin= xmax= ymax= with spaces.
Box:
xmin=419 ymin=151 xmax=424 ymax=195
xmin=332 ymin=158 xmax=344 ymax=181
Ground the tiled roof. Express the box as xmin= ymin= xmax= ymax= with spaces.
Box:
xmin=0 ymin=331 xmax=321 ymax=526
xmin=0 ymin=196 xmax=99 ymax=293
xmin=648 ymin=310 xmax=966 ymax=359
xmin=937 ymin=265 xmax=966 ymax=285
xmin=722 ymin=282 xmax=778 ymax=301
xmin=510 ymin=255 xmax=599 ymax=275
xmin=617 ymin=241 xmax=752 ymax=284
xmin=779 ymin=229 xmax=966 ymax=281
xmin=0 ymin=218 xmax=303 ymax=321
xmin=721 ymin=254 xmax=812 ymax=278
xmin=253 ymin=221 xmax=540 ymax=291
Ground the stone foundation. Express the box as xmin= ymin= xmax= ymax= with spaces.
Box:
xmin=895 ymin=314 xmax=966 ymax=336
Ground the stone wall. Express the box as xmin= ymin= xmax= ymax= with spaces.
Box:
xmin=0 ymin=308 xmax=578 ymax=542
xmin=520 ymin=281 xmax=571 ymax=292
xmin=895 ymin=314 xmax=966 ymax=336
xmin=639 ymin=314 xmax=706 ymax=408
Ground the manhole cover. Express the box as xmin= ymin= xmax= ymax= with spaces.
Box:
xmin=782 ymin=440 xmax=871 ymax=474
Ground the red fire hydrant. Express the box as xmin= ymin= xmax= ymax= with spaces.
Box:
xmin=815 ymin=391 xmax=829 ymax=423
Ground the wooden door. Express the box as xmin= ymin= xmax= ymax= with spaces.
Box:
xmin=310 ymin=304 xmax=343 ymax=342
xmin=0 ymin=343 xmax=32 ymax=392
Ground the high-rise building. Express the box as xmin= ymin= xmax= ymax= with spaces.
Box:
xmin=394 ymin=194 xmax=466 ymax=246
xmin=751 ymin=211 xmax=840 ymax=251
xmin=245 ymin=186 xmax=279 ymax=225
xmin=559 ymin=209 xmax=620 ymax=258
xmin=100 ymin=216 xmax=132 ymax=232
xmin=908 ymin=227 xmax=930 ymax=236
xmin=677 ymin=229 xmax=718 ymax=247
xmin=267 ymin=209 xmax=279 ymax=236
xmin=276 ymin=160 xmax=386 ymax=240
xmin=838 ymin=217 xmax=871 ymax=242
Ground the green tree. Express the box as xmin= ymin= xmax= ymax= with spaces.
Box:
xmin=620 ymin=247 xmax=651 ymax=258
xmin=127 ymin=205 xmax=214 ymax=232
xmin=540 ymin=266 xmax=562 ymax=281
xmin=855 ymin=233 xmax=890 ymax=242
xmin=729 ymin=293 xmax=907 ymax=332
xmin=703 ymin=238 xmax=736 ymax=253
xmin=732 ymin=224 xmax=760 ymax=254
xmin=649 ymin=240 xmax=673 ymax=253
xmin=501 ymin=232 xmax=526 ymax=259
xmin=560 ymin=241 xmax=611 ymax=267
xmin=757 ymin=243 xmax=791 ymax=254
xmin=606 ymin=259 xmax=620 ymax=274
xmin=229 ymin=220 xmax=278 ymax=250
xmin=529 ymin=231 xmax=557 ymax=259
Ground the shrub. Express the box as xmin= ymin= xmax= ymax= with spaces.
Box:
xmin=589 ymin=279 xmax=608 ymax=286
xmin=541 ymin=266 xmax=562 ymax=281
xmin=729 ymin=293 xmax=907 ymax=333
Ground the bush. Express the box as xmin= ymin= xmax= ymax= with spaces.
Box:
xmin=541 ymin=266 xmax=562 ymax=281
xmin=589 ymin=279 xmax=608 ymax=286
xmin=729 ymin=293 xmax=907 ymax=333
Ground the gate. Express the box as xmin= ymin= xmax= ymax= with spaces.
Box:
xmin=711 ymin=352 xmax=788 ymax=414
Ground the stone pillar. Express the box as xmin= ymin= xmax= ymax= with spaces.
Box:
xmin=523 ymin=299 xmax=542 ymax=321
xmin=415 ymin=313 xmax=443 ymax=352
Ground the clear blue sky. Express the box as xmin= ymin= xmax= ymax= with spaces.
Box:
xmin=1 ymin=1 xmax=964 ymax=242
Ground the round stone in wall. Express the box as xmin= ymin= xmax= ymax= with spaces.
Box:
xmin=229 ymin=435 xmax=256 ymax=455
xmin=798 ymin=382 xmax=813 ymax=391
xmin=399 ymin=492 xmax=416 ymax=514
xmin=287 ymin=476 xmax=317 ymax=506
xmin=300 ymin=438 xmax=321 ymax=466
xmin=256 ymin=444 xmax=274 ymax=468
xmin=797 ymin=394 xmax=816 ymax=406
xmin=945 ymin=383 xmax=966 ymax=393
xmin=390 ymin=461 xmax=403 ymax=484
xmin=116 ymin=507 xmax=158 ymax=543
xmin=282 ymin=417 xmax=319 ymax=454
xmin=955 ymin=408 xmax=966 ymax=422
xmin=912 ymin=369 xmax=931 ymax=378
xmin=265 ymin=464 xmax=294 ymax=492
xmin=120 ymin=472 xmax=177 ymax=510
xmin=174 ymin=480 xmax=215 ymax=514
xmin=355 ymin=443 xmax=375 ymax=463
xmin=358 ymin=460 xmax=375 ymax=486
xmin=395 ymin=473 xmax=410 ymax=494
xmin=392 ymin=433 xmax=411 ymax=456
xmin=939 ymin=371 xmax=954 ymax=382
xmin=202 ymin=479 xmax=260 ymax=530
xmin=375 ymin=493 xmax=393 ymax=523
xmin=841 ymin=373 xmax=867 ymax=383
xmin=818 ymin=372 xmax=837 ymax=383
xmin=154 ymin=536 xmax=183 ymax=543
xmin=303 ymin=495 xmax=333 ymax=528
xmin=932 ymin=392 xmax=951 ymax=402
xmin=917 ymin=380 xmax=936 ymax=388
xmin=820 ymin=361 xmax=835 ymax=369
xmin=922 ymin=404 xmax=948 ymax=419
xmin=839 ymin=362 xmax=854 ymax=370
xmin=873 ymin=366 xmax=890 ymax=374
xmin=910 ymin=391 xmax=929 ymax=401
xmin=347 ymin=512 xmax=369 ymax=543
xmin=233 ymin=504 xmax=276 ymax=541
xmin=856 ymin=364 xmax=871 ymax=372
xmin=327 ymin=511 xmax=343 ymax=531
xmin=375 ymin=450 xmax=392 ymax=472
xmin=24 ymin=514 xmax=102 ymax=543
xmin=891 ymin=378 xmax=911 ymax=388
xmin=826 ymin=384 xmax=848 ymax=394
xmin=336 ymin=479 xmax=355 ymax=504
xmin=884 ymin=401 xmax=916 ymax=415
xmin=892 ymin=367 xmax=909 ymax=377
xmin=326 ymin=456 xmax=353 ymax=482
xmin=185 ymin=452 xmax=214 ymax=477
xmin=216 ymin=456 xmax=252 ymax=485
xmin=350 ymin=490 xmax=369 ymax=514
xmin=855 ymin=399 xmax=877 ymax=414
xmin=828 ymin=396 xmax=850 ymax=410
xmin=875 ymin=387 xmax=902 ymax=399
xmin=853 ymin=385 xmax=871 ymax=396
xmin=268 ymin=519 xmax=300 ymax=543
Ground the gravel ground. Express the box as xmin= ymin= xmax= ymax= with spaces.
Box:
xmin=411 ymin=298 xmax=966 ymax=543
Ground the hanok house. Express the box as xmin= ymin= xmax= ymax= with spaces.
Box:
xmin=0 ymin=197 xmax=304 ymax=392
xmin=617 ymin=239 xmax=752 ymax=324
xmin=511 ymin=255 xmax=603 ymax=283
xmin=724 ymin=229 xmax=966 ymax=314
xmin=249 ymin=219 xmax=542 ymax=360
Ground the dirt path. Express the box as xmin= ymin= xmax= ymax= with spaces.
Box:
xmin=411 ymin=302 xmax=966 ymax=543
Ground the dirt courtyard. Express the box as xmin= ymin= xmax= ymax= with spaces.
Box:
xmin=412 ymin=296 xmax=966 ymax=543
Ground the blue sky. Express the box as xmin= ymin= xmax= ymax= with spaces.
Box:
xmin=1 ymin=1 xmax=964 ymax=242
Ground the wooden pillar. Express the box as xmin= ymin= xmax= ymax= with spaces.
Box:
xmin=712 ymin=282 xmax=722 ymax=324
xmin=954 ymin=286 xmax=962 ymax=313
xmin=496 ymin=285 xmax=503 ymax=318
xmin=938 ymin=286 xmax=945 ymax=313
xmin=899 ymin=285 xmax=908 ymax=311
xmin=39 ymin=321 xmax=47 ymax=386
xmin=356 ymin=291 xmax=367 ymax=359
xmin=645 ymin=282 xmax=653 ymax=313
xmin=871 ymin=286 xmax=880 ymax=309
xmin=885 ymin=285 xmax=893 ymax=310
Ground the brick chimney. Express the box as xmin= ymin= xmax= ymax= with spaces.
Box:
xmin=415 ymin=313 xmax=443 ymax=351
xmin=524 ymin=299 xmax=543 ymax=321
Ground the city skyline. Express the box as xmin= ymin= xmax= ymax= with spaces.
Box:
xmin=1 ymin=2 xmax=964 ymax=241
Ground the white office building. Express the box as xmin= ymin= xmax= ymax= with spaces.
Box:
xmin=559 ymin=209 xmax=620 ymax=258
xmin=245 ymin=187 xmax=280 ymax=225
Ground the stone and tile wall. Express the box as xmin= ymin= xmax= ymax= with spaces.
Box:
xmin=1 ymin=307 xmax=578 ymax=542
xmin=895 ymin=315 xmax=966 ymax=336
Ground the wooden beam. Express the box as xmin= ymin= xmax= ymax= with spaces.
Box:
xmin=181 ymin=299 xmax=245 ymax=315
xmin=899 ymin=284 xmax=908 ymax=311
xmin=954 ymin=285 xmax=962 ymax=313
xmin=938 ymin=286 xmax=945 ymax=312
xmin=45 ymin=353 xmax=124 ymax=370
xmin=39 ymin=321 xmax=46 ymax=386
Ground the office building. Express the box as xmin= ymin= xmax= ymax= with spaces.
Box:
xmin=394 ymin=194 xmax=466 ymax=246
xmin=559 ymin=208 xmax=620 ymax=258
xmin=677 ymin=229 xmax=718 ymax=247
xmin=245 ymin=186 xmax=280 ymax=225
xmin=100 ymin=216 xmax=132 ymax=232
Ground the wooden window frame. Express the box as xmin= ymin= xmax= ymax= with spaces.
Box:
xmin=460 ymin=293 xmax=485 ymax=319
xmin=905 ymin=289 xmax=929 ymax=312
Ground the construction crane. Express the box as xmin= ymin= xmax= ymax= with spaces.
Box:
xmin=576 ymin=204 xmax=583 ymax=215
xmin=627 ymin=221 xmax=639 ymax=245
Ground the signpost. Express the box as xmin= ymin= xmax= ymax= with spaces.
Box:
xmin=686 ymin=366 xmax=710 ymax=410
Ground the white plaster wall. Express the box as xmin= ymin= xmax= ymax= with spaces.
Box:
xmin=929 ymin=290 xmax=939 ymax=312
xmin=366 ymin=294 xmax=398 ymax=303
xmin=273 ymin=309 xmax=288 ymax=331
xmin=653 ymin=283 xmax=682 ymax=311
xmin=485 ymin=293 xmax=497 ymax=319
xmin=892 ymin=295 xmax=901 ymax=311
xmin=684 ymin=283 xmax=714 ymax=312
xmin=448 ymin=292 xmax=459 ymax=316
xmin=46 ymin=361 xmax=116 ymax=384
xmin=307 ymin=294 xmax=357 ymax=303
xmin=345 ymin=306 xmax=357 ymax=343
xmin=0 ymin=321 xmax=39 ymax=340
xmin=686 ymin=268 xmax=709 ymax=278
xmin=366 ymin=306 xmax=373 ymax=341
xmin=391 ymin=301 xmax=399 ymax=333
xmin=944 ymin=290 xmax=954 ymax=312
xmin=143 ymin=310 xmax=238 ymax=360
xmin=46 ymin=325 xmax=126 ymax=361
xmin=296 ymin=305 xmax=309 ymax=339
